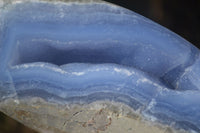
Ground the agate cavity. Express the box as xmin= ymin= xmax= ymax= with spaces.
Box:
xmin=0 ymin=1 xmax=200 ymax=133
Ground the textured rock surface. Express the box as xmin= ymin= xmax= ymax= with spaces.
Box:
xmin=0 ymin=98 xmax=186 ymax=133
xmin=0 ymin=0 xmax=200 ymax=133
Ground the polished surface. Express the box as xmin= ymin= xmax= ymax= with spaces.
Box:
xmin=0 ymin=0 xmax=200 ymax=133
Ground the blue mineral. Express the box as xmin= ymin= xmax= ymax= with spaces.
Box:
xmin=0 ymin=0 xmax=199 ymax=133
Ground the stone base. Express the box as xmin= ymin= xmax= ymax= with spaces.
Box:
xmin=0 ymin=98 xmax=187 ymax=133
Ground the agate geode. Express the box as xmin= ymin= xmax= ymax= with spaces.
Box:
xmin=0 ymin=0 xmax=200 ymax=133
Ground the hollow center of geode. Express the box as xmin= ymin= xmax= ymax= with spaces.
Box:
xmin=13 ymin=40 xmax=131 ymax=66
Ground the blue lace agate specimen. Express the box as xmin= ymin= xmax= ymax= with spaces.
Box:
xmin=0 ymin=0 xmax=200 ymax=133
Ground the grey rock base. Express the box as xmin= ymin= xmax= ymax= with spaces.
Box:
xmin=0 ymin=98 xmax=187 ymax=133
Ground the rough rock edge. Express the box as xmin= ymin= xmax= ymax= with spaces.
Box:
xmin=0 ymin=97 xmax=188 ymax=133
xmin=0 ymin=0 xmax=111 ymax=8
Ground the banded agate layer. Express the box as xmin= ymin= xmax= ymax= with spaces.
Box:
xmin=0 ymin=0 xmax=200 ymax=133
